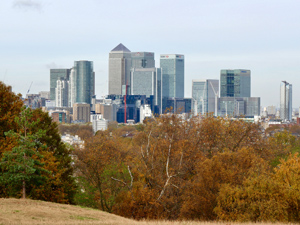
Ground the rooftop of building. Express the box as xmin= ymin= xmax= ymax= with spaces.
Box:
xmin=111 ymin=43 xmax=131 ymax=53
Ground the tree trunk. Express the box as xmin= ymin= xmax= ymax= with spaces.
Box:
xmin=22 ymin=180 xmax=26 ymax=199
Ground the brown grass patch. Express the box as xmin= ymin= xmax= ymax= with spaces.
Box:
xmin=0 ymin=198 xmax=290 ymax=225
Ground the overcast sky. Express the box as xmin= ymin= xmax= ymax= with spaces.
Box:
xmin=1 ymin=0 xmax=300 ymax=108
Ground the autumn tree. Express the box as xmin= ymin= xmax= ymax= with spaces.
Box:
xmin=0 ymin=81 xmax=23 ymax=155
xmin=74 ymin=130 xmax=131 ymax=212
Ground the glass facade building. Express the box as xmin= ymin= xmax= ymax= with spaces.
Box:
xmin=192 ymin=79 xmax=219 ymax=116
xmin=280 ymin=81 xmax=292 ymax=121
xmin=131 ymin=52 xmax=155 ymax=69
xmin=161 ymin=97 xmax=192 ymax=114
xmin=69 ymin=61 xmax=95 ymax=105
xmin=219 ymin=69 xmax=260 ymax=117
xmin=50 ymin=69 xmax=70 ymax=100
xmin=160 ymin=54 xmax=184 ymax=98
xmin=219 ymin=97 xmax=260 ymax=117
xmin=220 ymin=69 xmax=250 ymax=97
xmin=130 ymin=68 xmax=162 ymax=112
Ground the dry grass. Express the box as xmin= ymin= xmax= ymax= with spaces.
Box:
xmin=0 ymin=198 xmax=290 ymax=225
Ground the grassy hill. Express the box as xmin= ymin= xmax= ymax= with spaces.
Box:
xmin=0 ymin=198 xmax=288 ymax=225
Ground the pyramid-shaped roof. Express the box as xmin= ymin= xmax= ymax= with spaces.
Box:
xmin=111 ymin=43 xmax=131 ymax=52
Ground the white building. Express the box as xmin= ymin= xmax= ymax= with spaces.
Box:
xmin=140 ymin=104 xmax=152 ymax=123
xmin=91 ymin=114 xmax=108 ymax=133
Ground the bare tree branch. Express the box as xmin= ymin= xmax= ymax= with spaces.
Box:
xmin=128 ymin=165 xmax=133 ymax=189
xmin=111 ymin=177 xmax=127 ymax=186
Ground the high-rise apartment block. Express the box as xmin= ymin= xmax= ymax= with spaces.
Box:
xmin=280 ymin=81 xmax=292 ymax=121
xmin=192 ymin=79 xmax=219 ymax=116
xmin=55 ymin=78 xmax=69 ymax=107
xmin=160 ymin=54 xmax=184 ymax=98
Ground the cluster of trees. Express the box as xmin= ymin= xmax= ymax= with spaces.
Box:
xmin=2 ymin=80 xmax=300 ymax=222
xmin=74 ymin=113 xmax=300 ymax=222
xmin=0 ymin=81 xmax=77 ymax=203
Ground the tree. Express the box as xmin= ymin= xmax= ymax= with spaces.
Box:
xmin=0 ymin=82 xmax=77 ymax=203
xmin=0 ymin=107 xmax=50 ymax=198
xmin=0 ymin=81 xmax=23 ymax=156
xmin=74 ymin=131 xmax=130 ymax=212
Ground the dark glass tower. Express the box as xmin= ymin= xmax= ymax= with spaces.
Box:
xmin=73 ymin=60 xmax=95 ymax=104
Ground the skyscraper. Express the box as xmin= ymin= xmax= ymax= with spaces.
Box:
xmin=108 ymin=43 xmax=132 ymax=95
xmin=130 ymin=68 xmax=162 ymax=111
xmin=192 ymin=79 xmax=219 ymax=116
xmin=71 ymin=60 xmax=95 ymax=105
xmin=131 ymin=52 xmax=155 ymax=69
xmin=50 ymin=69 xmax=70 ymax=100
xmin=220 ymin=69 xmax=250 ymax=97
xmin=280 ymin=81 xmax=292 ymax=121
xmin=160 ymin=54 xmax=184 ymax=98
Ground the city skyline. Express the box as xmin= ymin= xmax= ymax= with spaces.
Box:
xmin=1 ymin=0 xmax=300 ymax=108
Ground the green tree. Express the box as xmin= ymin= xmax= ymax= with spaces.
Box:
xmin=0 ymin=107 xmax=50 ymax=198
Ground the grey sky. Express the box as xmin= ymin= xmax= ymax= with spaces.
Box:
xmin=1 ymin=0 xmax=300 ymax=108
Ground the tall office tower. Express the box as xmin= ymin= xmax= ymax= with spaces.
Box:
xmin=131 ymin=68 xmax=162 ymax=111
xmin=73 ymin=103 xmax=91 ymax=123
xmin=160 ymin=54 xmax=184 ymax=98
xmin=109 ymin=43 xmax=132 ymax=95
xmin=71 ymin=60 xmax=95 ymax=105
xmin=192 ymin=79 xmax=219 ymax=116
xmin=50 ymin=69 xmax=70 ymax=100
xmin=280 ymin=81 xmax=292 ymax=121
xmin=220 ymin=69 xmax=250 ymax=97
xmin=55 ymin=78 xmax=69 ymax=107
xmin=131 ymin=52 xmax=155 ymax=69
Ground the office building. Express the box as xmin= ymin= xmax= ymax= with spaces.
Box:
xmin=131 ymin=68 xmax=162 ymax=112
xmin=192 ymin=79 xmax=219 ymax=116
xmin=91 ymin=114 xmax=108 ymax=133
xmin=50 ymin=69 xmax=70 ymax=100
xmin=219 ymin=97 xmax=260 ymax=117
xmin=280 ymin=81 xmax=292 ymax=121
xmin=131 ymin=52 xmax=155 ymax=69
xmin=73 ymin=103 xmax=91 ymax=123
xmin=161 ymin=97 xmax=192 ymax=114
xmin=219 ymin=69 xmax=260 ymax=117
xmin=160 ymin=54 xmax=184 ymax=98
xmin=72 ymin=60 xmax=95 ymax=105
xmin=109 ymin=43 xmax=132 ymax=95
xmin=220 ymin=69 xmax=250 ymax=97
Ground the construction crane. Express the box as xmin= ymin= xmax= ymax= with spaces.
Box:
xmin=27 ymin=82 xmax=33 ymax=94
